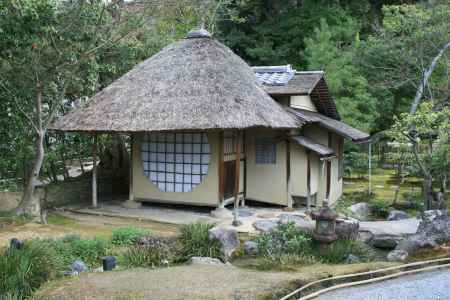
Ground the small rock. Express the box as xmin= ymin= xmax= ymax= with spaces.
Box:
xmin=422 ymin=210 xmax=445 ymax=222
xmin=336 ymin=218 xmax=360 ymax=240
xmin=208 ymin=227 xmax=240 ymax=261
xmin=345 ymin=254 xmax=361 ymax=264
xmin=387 ymin=250 xmax=409 ymax=262
xmin=371 ymin=235 xmax=402 ymax=249
xmin=189 ymin=256 xmax=225 ymax=266
xmin=71 ymin=260 xmax=87 ymax=274
xmin=348 ymin=202 xmax=371 ymax=220
xmin=243 ymin=241 xmax=259 ymax=255
xmin=358 ymin=231 xmax=373 ymax=244
xmin=387 ymin=210 xmax=410 ymax=221
xmin=253 ymin=219 xmax=278 ymax=233
xmin=278 ymin=214 xmax=313 ymax=232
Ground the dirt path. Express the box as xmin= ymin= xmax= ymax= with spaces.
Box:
xmin=37 ymin=262 xmax=395 ymax=300
xmin=0 ymin=211 xmax=179 ymax=247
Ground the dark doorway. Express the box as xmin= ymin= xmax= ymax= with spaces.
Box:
xmin=223 ymin=160 xmax=236 ymax=199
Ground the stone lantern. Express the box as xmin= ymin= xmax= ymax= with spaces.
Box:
xmin=312 ymin=200 xmax=338 ymax=252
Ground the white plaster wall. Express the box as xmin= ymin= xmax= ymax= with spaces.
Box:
xmin=290 ymin=95 xmax=317 ymax=111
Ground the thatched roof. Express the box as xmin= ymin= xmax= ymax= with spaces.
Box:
xmin=50 ymin=30 xmax=299 ymax=133
xmin=286 ymin=107 xmax=370 ymax=143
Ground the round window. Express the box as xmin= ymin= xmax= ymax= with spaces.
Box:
xmin=141 ymin=132 xmax=211 ymax=192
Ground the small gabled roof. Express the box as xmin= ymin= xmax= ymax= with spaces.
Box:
xmin=286 ymin=107 xmax=370 ymax=143
xmin=252 ymin=66 xmax=340 ymax=120
xmin=290 ymin=136 xmax=335 ymax=158
xmin=50 ymin=30 xmax=299 ymax=133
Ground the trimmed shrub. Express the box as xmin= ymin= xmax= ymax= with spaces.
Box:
xmin=0 ymin=241 xmax=61 ymax=299
xmin=112 ymin=226 xmax=151 ymax=246
xmin=370 ymin=200 xmax=390 ymax=219
xmin=178 ymin=222 xmax=222 ymax=261
xmin=255 ymin=222 xmax=316 ymax=269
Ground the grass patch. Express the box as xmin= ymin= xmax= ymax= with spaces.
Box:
xmin=177 ymin=222 xmax=222 ymax=262
xmin=111 ymin=226 xmax=151 ymax=246
xmin=47 ymin=213 xmax=75 ymax=226
xmin=0 ymin=241 xmax=62 ymax=299
xmin=122 ymin=237 xmax=178 ymax=268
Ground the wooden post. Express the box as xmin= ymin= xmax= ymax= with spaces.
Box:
xmin=318 ymin=158 xmax=325 ymax=207
xmin=306 ymin=151 xmax=311 ymax=210
xmin=232 ymin=130 xmax=242 ymax=226
xmin=92 ymin=134 xmax=98 ymax=208
xmin=368 ymin=141 xmax=372 ymax=195
xmin=218 ymin=131 xmax=225 ymax=205
xmin=129 ymin=134 xmax=134 ymax=202
xmin=286 ymin=139 xmax=293 ymax=209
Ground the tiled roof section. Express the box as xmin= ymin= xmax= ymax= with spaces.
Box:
xmin=255 ymin=70 xmax=324 ymax=95
xmin=253 ymin=65 xmax=296 ymax=86
xmin=286 ymin=107 xmax=370 ymax=143
xmin=290 ymin=136 xmax=335 ymax=157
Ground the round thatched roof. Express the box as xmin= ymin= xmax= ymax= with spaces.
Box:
xmin=51 ymin=30 xmax=299 ymax=132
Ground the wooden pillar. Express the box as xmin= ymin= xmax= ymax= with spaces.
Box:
xmin=286 ymin=138 xmax=293 ymax=209
xmin=92 ymin=133 xmax=98 ymax=208
xmin=326 ymin=133 xmax=332 ymax=202
xmin=218 ymin=131 xmax=225 ymax=204
xmin=368 ymin=141 xmax=372 ymax=195
xmin=232 ymin=130 xmax=242 ymax=226
xmin=129 ymin=134 xmax=134 ymax=202
xmin=306 ymin=150 xmax=311 ymax=210
xmin=318 ymin=158 xmax=325 ymax=207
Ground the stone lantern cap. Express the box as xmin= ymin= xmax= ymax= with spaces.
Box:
xmin=312 ymin=201 xmax=338 ymax=221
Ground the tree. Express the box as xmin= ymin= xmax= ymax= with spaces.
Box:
xmin=0 ymin=0 xmax=152 ymax=218
xmin=304 ymin=18 xmax=378 ymax=132
xmin=389 ymin=103 xmax=450 ymax=210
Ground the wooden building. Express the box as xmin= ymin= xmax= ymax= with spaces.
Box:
xmin=51 ymin=29 xmax=369 ymax=209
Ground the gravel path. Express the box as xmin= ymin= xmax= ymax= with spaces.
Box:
xmin=316 ymin=268 xmax=450 ymax=300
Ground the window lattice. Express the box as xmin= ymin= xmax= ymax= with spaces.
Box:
xmin=141 ymin=132 xmax=211 ymax=193
xmin=255 ymin=137 xmax=276 ymax=164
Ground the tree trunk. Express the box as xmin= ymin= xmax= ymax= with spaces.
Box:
xmin=16 ymin=83 xmax=45 ymax=218
xmin=423 ymin=176 xmax=434 ymax=210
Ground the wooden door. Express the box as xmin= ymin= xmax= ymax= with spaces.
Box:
xmin=223 ymin=160 xmax=236 ymax=199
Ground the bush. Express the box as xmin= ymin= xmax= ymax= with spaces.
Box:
xmin=178 ymin=222 xmax=222 ymax=261
xmin=41 ymin=235 xmax=110 ymax=268
xmin=0 ymin=241 xmax=61 ymax=299
xmin=255 ymin=222 xmax=316 ymax=269
xmin=112 ymin=226 xmax=151 ymax=246
xmin=319 ymin=239 xmax=374 ymax=264
xmin=123 ymin=237 xmax=177 ymax=268
xmin=370 ymin=200 xmax=390 ymax=219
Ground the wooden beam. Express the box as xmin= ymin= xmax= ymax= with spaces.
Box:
xmin=218 ymin=131 xmax=224 ymax=203
xmin=232 ymin=130 xmax=241 ymax=226
xmin=306 ymin=150 xmax=311 ymax=209
xmin=92 ymin=134 xmax=98 ymax=208
xmin=286 ymin=138 xmax=293 ymax=208
xmin=129 ymin=134 xmax=134 ymax=202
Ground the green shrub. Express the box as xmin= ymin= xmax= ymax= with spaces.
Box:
xmin=178 ymin=222 xmax=222 ymax=261
xmin=112 ymin=226 xmax=151 ymax=246
xmin=319 ymin=239 xmax=373 ymax=264
xmin=370 ymin=200 xmax=390 ymax=219
xmin=0 ymin=241 xmax=61 ymax=299
xmin=41 ymin=235 xmax=110 ymax=268
xmin=123 ymin=236 xmax=177 ymax=268
xmin=255 ymin=222 xmax=316 ymax=269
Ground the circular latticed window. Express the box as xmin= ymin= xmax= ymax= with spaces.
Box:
xmin=141 ymin=132 xmax=211 ymax=192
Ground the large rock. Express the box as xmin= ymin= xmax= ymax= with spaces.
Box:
xmin=336 ymin=218 xmax=360 ymax=240
xmin=243 ymin=241 xmax=259 ymax=255
xmin=387 ymin=250 xmax=409 ymax=262
xmin=208 ymin=227 xmax=240 ymax=261
xmin=278 ymin=214 xmax=314 ymax=232
xmin=393 ymin=210 xmax=450 ymax=256
xmin=387 ymin=210 xmax=410 ymax=221
xmin=189 ymin=256 xmax=225 ymax=266
xmin=370 ymin=234 xmax=402 ymax=249
xmin=348 ymin=202 xmax=371 ymax=220
xmin=253 ymin=219 xmax=278 ymax=233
